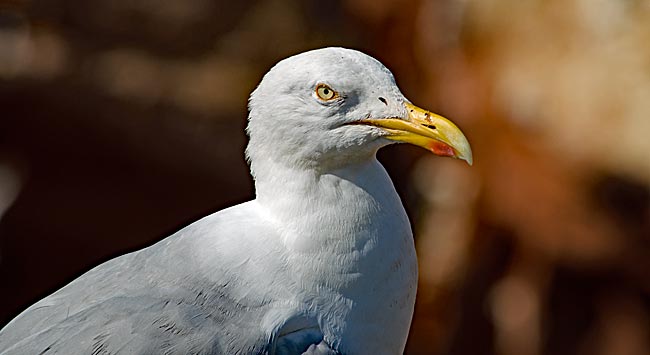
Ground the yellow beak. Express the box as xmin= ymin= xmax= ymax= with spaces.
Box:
xmin=359 ymin=102 xmax=473 ymax=165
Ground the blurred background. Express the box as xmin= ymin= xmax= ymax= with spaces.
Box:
xmin=1 ymin=0 xmax=649 ymax=354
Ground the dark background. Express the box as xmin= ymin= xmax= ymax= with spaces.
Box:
xmin=1 ymin=1 xmax=649 ymax=354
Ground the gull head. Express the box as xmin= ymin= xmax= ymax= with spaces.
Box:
xmin=246 ymin=47 xmax=472 ymax=176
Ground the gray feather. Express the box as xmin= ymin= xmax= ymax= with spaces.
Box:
xmin=0 ymin=205 xmax=278 ymax=354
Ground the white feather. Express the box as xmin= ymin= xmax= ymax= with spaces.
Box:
xmin=0 ymin=47 xmax=418 ymax=355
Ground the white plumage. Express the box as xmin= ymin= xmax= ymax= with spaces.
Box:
xmin=0 ymin=47 xmax=471 ymax=354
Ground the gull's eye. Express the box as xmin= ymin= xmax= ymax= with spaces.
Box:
xmin=315 ymin=84 xmax=338 ymax=101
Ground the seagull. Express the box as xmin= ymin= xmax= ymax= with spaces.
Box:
xmin=0 ymin=47 xmax=471 ymax=355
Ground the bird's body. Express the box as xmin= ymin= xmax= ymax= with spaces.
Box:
xmin=0 ymin=48 xmax=471 ymax=354
xmin=1 ymin=163 xmax=415 ymax=354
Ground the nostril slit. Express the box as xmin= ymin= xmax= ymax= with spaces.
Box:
xmin=378 ymin=97 xmax=387 ymax=105
xmin=425 ymin=124 xmax=436 ymax=130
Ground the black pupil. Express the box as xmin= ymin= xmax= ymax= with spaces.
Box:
xmin=323 ymin=88 xmax=329 ymax=95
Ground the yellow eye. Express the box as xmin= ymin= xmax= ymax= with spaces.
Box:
xmin=315 ymin=84 xmax=337 ymax=101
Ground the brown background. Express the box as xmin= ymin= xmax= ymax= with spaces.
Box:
xmin=1 ymin=1 xmax=649 ymax=354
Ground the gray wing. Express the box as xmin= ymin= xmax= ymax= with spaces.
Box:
xmin=0 ymin=202 xmax=277 ymax=355
xmin=1 ymin=258 xmax=269 ymax=354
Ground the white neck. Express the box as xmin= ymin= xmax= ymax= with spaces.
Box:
xmin=253 ymin=157 xmax=409 ymax=251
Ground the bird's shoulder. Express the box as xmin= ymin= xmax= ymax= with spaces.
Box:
xmin=0 ymin=200 xmax=283 ymax=354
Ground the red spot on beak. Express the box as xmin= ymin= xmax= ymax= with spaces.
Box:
xmin=429 ymin=141 xmax=455 ymax=157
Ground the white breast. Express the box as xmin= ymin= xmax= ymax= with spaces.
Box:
xmin=254 ymin=158 xmax=418 ymax=354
